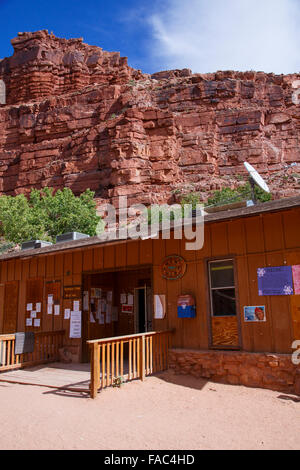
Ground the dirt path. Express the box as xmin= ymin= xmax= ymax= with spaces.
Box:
xmin=0 ymin=370 xmax=299 ymax=450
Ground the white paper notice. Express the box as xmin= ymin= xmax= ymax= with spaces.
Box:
xmin=30 ymin=311 xmax=37 ymax=319
xmin=73 ymin=300 xmax=80 ymax=312
xmin=26 ymin=303 xmax=33 ymax=311
xmin=36 ymin=302 xmax=41 ymax=313
xmin=26 ymin=318 xmax=33 ymax=326
xmin=34 ymin=318 xmax=41 ymax=328
xmin=54 ymin=305 xmax=60 ymax=316
xmin=127 ymin=294 xmax=134 ymax=306
xmin=64 ymin=308 xmax=71 ymax=320
xmin=107 ymin=291 xmax=113 ymax=302
xmin=48 ymin=295 xmax=53 ymax=304
xmin=95 ymin=288 xmax=101 ymax=298
xmin=154 ymin=295 xmax=166 ymax=319
xmin=47 ymin=303 xmax=53 ymax=315
xmin=120 ymin=293 xmax=127 ymax=304
xmin=70 ymin=311 xmax=82 ymax=338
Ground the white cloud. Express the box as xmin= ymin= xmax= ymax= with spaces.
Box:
xmin=148 ymin=0 xmax=300 ymax=74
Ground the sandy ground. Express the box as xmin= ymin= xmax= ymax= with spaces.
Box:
xmin=0 ymin=370 xmax=299 ymax=450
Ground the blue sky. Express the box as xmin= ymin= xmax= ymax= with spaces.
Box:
xmin=0 ymin=0 xmax=299 ymax=74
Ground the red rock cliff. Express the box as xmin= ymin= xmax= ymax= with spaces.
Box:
xmin=0 ymin=30 xmax=299 ymax=206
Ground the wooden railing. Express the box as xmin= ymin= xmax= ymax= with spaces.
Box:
xmin=0 ymin=330 xmax=65 ymax=372
xmin=88 ymin=330 xmax=174 ymax=398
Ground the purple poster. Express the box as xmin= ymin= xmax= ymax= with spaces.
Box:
xmin=257 ymin=266 xmax=294 ymax=296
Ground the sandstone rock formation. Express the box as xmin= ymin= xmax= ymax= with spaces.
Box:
xmin=0 ymin=30 xmax=299 ymax=206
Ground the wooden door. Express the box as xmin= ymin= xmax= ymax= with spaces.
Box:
xmin=208 ymin=260 xmax=240 ymax=348
xmin=3 ymin=281 xmax=19 ymax=333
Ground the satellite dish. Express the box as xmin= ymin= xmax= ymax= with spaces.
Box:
xmin=244 ymin=162 xmax=270 ymax=205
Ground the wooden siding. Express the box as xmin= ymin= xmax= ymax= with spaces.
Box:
xmin=0 ymin=207 xmax=299 ymax=356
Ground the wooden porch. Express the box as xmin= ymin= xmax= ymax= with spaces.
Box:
xmin=0 ymin=329 xmax=173 ymax=397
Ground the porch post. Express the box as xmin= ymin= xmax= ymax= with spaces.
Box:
xmin=139 ymin=335 xmax=145 ymax=381
xmin=90 ymin=343 xmax=100 ymax=399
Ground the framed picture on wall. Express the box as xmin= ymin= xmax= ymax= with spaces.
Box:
xmin=244 ymin=306 xmax=266 ymax=322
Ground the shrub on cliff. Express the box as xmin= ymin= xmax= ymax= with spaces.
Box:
xmin=206 ymin=183 xmax=272 ymax=207
xmin=0 ymin=187 xmax=101 ymax=245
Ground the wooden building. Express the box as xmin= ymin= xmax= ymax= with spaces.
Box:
xmin=0 ymin=196 xmax=300 ymax=393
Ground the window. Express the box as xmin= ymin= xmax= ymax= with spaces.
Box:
xmin=208 ymin=260 xmax=237 ymax=317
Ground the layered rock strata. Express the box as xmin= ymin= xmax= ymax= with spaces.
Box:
xmin=0 ymin=30 xmax=299 ymax=205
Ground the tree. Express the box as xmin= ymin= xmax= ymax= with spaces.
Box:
xmin=0 ymin=187 xmax=101 ymax=245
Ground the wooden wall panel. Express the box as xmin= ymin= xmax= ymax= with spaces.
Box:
xmin=139 ymin=239 xmax=153 ymax=265
xmin=265 ymin=252 xmax=293 ymax=353
xmin=63 ymin=252 xmax=73 ymax=277
xmin=196 ymin=224 xmax=211 ymax=260
xmin=245 ymin=216 xmax=265 ymax=254
xmin=2 ymin=281 xmax=19 ymax=333
xmin=93 ymin=247 xmax=104 ymax=271
xmin=25 ymin=279 xmax=43 ymax=333
xmin=44 ymin=280 xmax=61 ymax=331
xmin=14 ymin=260 xmax=21 ymax=281
xmin=1 ymin=262 xmax=7 ymax=283
xmin=103 ymin=245 xmax=115 ymax=269
xmin=263 ymin=213 xmax=284 ymax=252
xmin=21 ymin=259 xmax=29 ymax=281
xmin=37 ymin=257 xmax=46 ymax=278
xmin=180 ymin=260 xmax=201 ymax=349
xmin=29 ymin=258 xmax=38 ymax=278
xmin=54 ymin=254 xmax=63 ymax=277
xmin=282 ymin=209 xmax=300 ymax=249
xmin=286 ymin=250 xmax=300 ymax=342
xmin=246 ymin=254 xmax=273 ymax=352
xmin=72 ymin=251 xmax=82 ymax=274
xmin=166 ymin=275 xmax=182 ymax=348
xmin=63 ymin=252 xmax=73 ymax=286
xmin=236 ymin=256 xmax=253 ymax=351
xmin=153 ymin=238 xmax=166 ymax=265
xmin=46 ymin=255 xmax=55 ymax=278
xmin=211 ymin=222 xmax=229 ymax=257
xmin=195 ymin=260 xmax=210 ymax=350
xmin=228 ymin=220 xmax=246 ymax=255
xmin=180 ymin=237 xmax=196 ymax=262
xmin=83 ymin=249 xmax=93 ymax=272
xmin=126 ymin=240 xmax=139 ymax=266
xmin=7 ymin=260 xmax=15 ymax=281
xmin=17 ymin=281 xmax=26 ymax=331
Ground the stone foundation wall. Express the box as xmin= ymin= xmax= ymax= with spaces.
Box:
xmin=169 ymin=349 xmax=300 ymax=395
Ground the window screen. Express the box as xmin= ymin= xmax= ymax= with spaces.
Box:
xmin=209 ymin=260 xmax=237 ymax=317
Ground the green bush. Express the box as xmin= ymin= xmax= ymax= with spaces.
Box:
xmin=206 ymin=183 xmax=272 ymax=207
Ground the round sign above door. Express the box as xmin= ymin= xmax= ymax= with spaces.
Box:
xmin=161 ymin=255 xmax=187 ymax=280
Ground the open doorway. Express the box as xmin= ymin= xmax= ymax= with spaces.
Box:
xmin=134 ymin=286 xmax=153 ymax=333
xmin=81 ymin=268 xmax=152 ymax=362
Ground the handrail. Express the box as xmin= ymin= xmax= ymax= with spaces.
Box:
xmin=89 ymin=329 xmax=174 ymax=398
xmin=87 ymin=329 xmax=175 ymax=345
xmin=0 ymin=330 xmax=65 ymax=372
xmin=0 ymin=330 xmax=65 ymax=340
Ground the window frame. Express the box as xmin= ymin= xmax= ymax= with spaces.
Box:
xmin=208 ymin=258 xmax=237 ymax=318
